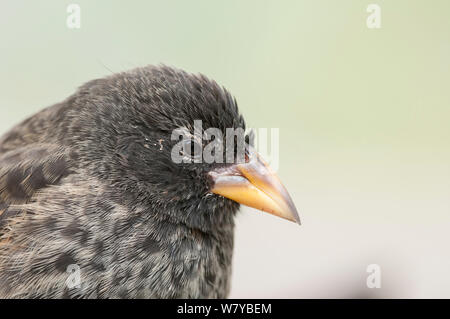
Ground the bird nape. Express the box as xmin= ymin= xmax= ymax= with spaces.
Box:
xmin=0 ymin=65 xmax=299 ymax=299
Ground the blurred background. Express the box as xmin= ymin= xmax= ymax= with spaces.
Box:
xmin=1 ymin=0 xmax=449 ymax=298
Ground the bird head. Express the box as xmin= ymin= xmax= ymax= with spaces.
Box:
xmin=66 ymin=65 xmax=299 ymax=230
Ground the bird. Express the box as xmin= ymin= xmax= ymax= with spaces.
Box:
xmin=0 ymin=65 xmax=299 ymax=298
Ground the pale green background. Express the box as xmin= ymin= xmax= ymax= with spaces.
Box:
xmin=1 ymin=1 xmax=449 ymax=297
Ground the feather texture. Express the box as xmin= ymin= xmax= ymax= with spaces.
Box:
xmin=0 ymin=65 xmax=239 ymax=298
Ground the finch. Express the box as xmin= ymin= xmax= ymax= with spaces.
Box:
xmin=0 ymin=65 xmax=299 ymax=298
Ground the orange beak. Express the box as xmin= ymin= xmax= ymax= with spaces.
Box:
xmin=208 ymin=147 xmax=300 ymax=224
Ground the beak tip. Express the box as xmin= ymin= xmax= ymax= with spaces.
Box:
xmin=291 ymin=212 xmax=301 ymax=225
xmin=285 ymin=202 xmax=301 ymax=225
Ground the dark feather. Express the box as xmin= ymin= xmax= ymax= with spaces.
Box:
xmin=0 ymin=65 xmax=239 ymax=298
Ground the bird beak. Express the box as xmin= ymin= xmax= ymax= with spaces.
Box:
xmin=208 ymin=147 xmax=300 ymax=224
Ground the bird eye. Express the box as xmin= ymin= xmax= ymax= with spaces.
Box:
xmin=181 ymin=138 xmax=202 ymax=160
